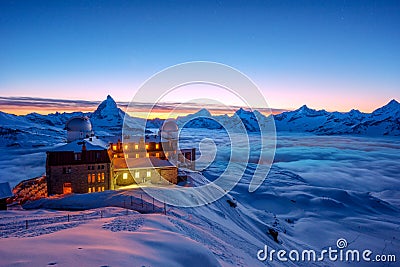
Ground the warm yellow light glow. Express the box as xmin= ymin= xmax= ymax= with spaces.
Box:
xmin=112 ymin=145 xmax=117 ymax=151
xmin=124 ymin=154 xmax=129 ymax=158
xmin=156 ymin=144 xmax=160 ymax=149
xmin=124 ymin=145 xmax=128 ymax=149
xmin=147 ymin=170 xmax=151 ymax=177
xmin=135 ymin=153 xmax=139 ymax=158
xmin=145 ymin=144 xmax=149 ymax=149
xmin=123 ymin=173 xmax=128 ymax=180
xmin=135 ymin=144 xmax=139 ymax=150
xmin=156 ymin=152 xmax=160 ymax=157
xmin=146 ymin=153 xmax=149 ymax=157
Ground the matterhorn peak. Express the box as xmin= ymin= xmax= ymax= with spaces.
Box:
xmin=91 ymin=95 xmax=124 ymax=120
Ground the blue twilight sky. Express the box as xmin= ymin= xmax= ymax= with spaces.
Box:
xmin=0 ymin=0 xmax=399 ymax=115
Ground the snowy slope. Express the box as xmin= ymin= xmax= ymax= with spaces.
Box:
xmin=0 ymin=111 xmax=66 ymax=147
xmin=0 ymin=208 xmax=221 ymax=267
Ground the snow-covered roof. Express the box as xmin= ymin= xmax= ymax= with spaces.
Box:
xmin=50 ymin=138 xmax=108 ymax=153
xmin=119 ymin=135 xmax=165 ymax=143
xmin=113 ymin=157 xmax=175 ymax=170
xmin=0 ymin=182 xmax=12 ymax=199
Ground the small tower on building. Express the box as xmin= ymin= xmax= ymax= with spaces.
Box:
xmin=159 ymin=119 xmax=179 ymax=165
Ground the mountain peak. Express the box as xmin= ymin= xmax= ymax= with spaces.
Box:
xmin=296 ymin=105 xmax=312 ymax=113
xmin=91 ymin=95 xmax=123 ymax=120
xmin=387 ymin=99 xmax=399 ymax=106
xmin=372 ymin=98 xmax=400 ymax=114
xmin=194 ymin=108 xmax=211 ymax=117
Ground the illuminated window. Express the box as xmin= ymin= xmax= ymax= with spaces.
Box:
xmin=135 ymin=171 xmax=140 ymax=179
xmin=114 ymin=154 xmax=117 ymax=158
xmin=156 ymin=152 xmax=160 ymax=158
xmin=156 ymin=144 xmax=159 ymax=149
xmin=98 ymin=187 xmax=101 ymax=192
xmin=135 ymin=153 xmax=139 ymax=158
xmin=88 ymin=174 xmax=91 ymax=183
xmin=88 ymin=187 xmax=92 ymax=193
xmin=102 ymin=186 xmax=105 ymax=192
xmin=91 ymin=174 xmax=95 ymax=183
xmin=124 ymin=145 xmax=128 ymax=149
xmin=92 ymin=187 xmax=95 ymax=192
xmin=135 ymin=144 xmax=139 ymax=150
xmin=146 ymin=153 xmax=149 ymax=157
xmin=145 ymin=144 xmax=149 ymax=149
xmin=147 ymin=170 xmax=151 ymax=177
xmin=101 ymin=173 xmax=105 ymax=182
xmin=112 ymin=145 xmax=117 ymax=151
xmin=97 ymin=173 xmax=101 ymax=182
xmin=63 ymin=183 xmax=72 ymax=194
xmin=166 ymin=152 xmax=169 ymax=157
xmin=123 ymin=173 xmax=128 ymax=180
xmin=124 ymin=154 xmax=129 ymax=158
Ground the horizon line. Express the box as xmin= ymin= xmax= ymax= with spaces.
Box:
xmin=0 ymin=95 xmax=397 ymax=118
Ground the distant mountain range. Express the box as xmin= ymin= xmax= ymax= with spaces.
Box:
xmin=0 ymin=95 xmax=399 ymax=147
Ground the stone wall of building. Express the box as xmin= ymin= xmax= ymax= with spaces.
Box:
xmin=159 ymin=168 xmax=178 ymax=184
xmin=47 ymin=163 xmax=111 ymax=195
xmin=112 ymin=167 xmax=178 ymax=188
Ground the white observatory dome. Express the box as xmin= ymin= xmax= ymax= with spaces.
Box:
xmin=160 ymin=119 xmax=179 ymax=140
xmin=66 ymin=116 xmax=93 ymax=142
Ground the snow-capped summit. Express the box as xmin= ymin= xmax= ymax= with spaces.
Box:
xmin=371 ymin=99 xmax=400 ymax=117
xmin=92 ymin=95 xmax=123 ymax=119
xmin=296 ymin=105 xmax=311 ymax=114
xmin=194 ymin=108 xmax=212 ymax=117
xmin=177 ymin=108 xmax=222 ymax=129
xmin=90 ymin=95 xmax=126 ymax=135
xmin=352 ymin=99 xmax=400 ymax=135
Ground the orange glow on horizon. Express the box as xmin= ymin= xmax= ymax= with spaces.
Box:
xmin=0 ymin=106 xmax=95 ymax=116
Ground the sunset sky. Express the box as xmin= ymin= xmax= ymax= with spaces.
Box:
xmin=0 ymin=0 xmax=399 ymax=117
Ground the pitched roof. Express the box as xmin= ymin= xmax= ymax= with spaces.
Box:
xmin=50 ymin=138 xmax=108 ymax=153
xmin=0 ymin=182 xmax=12 ymax=199
xmin=113 ymin=157 xmax=175 ymax=170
